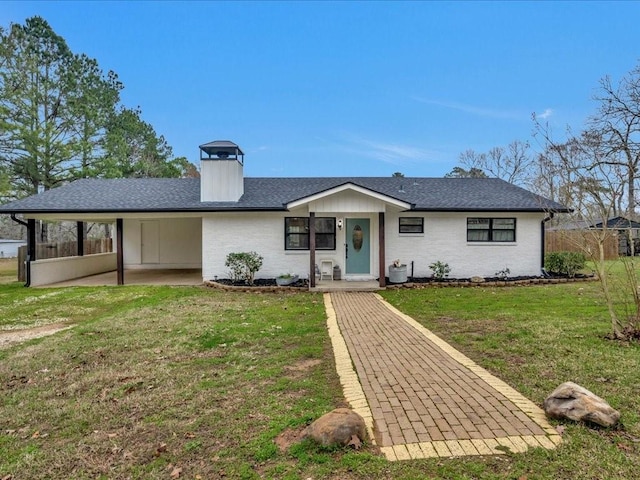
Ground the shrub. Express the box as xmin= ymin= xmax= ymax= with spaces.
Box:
xmin=495 ymin=267 xmax=510 ymax=280
xmin=544 ymin=251 xmax=586 ymax=278
xmin=429 ymin=260 xmax=451 ymax=281
xmin=225 ymin=251 xmax=264 ymax=285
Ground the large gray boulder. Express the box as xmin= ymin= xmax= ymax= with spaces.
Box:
xmin=543 ymin=381 xmax=620 ymax=427
xmin=303 ymin=408 xmax=367 ymax=447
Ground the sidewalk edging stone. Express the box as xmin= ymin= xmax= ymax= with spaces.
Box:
xmin=323 ymin=293 xmax=377 ymax=444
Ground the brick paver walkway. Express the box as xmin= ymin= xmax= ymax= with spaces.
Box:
xmin=325 ymin=292 xmax=561 ymax=461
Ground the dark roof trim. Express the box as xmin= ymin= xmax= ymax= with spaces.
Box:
xmin=9 ymin=206 xmax=570 ymax=215
xmin=409 ymin=207 xmax=572 ymax=213
xmin=8 ymin=207 xmax=290 ymax=215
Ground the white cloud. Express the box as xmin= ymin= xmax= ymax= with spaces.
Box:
xmin=413 ymin=97 xmax=522 ymax=120
xmin=332 ymin=133 xmax=438 ymax=166
xmin=537 ymin=108 xmax=554 ymax=120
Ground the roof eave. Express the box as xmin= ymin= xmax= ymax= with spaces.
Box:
xmin=1 ymin=206 xmax=289 ymax=216
xmin=409 ymin=207 xmax=572 ymax=213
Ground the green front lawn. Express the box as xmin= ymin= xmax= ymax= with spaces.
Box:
xmin=0 ymin=272 xmax=638 ymax=479
xmin=0 ymin=257 xmax=17 ymax=283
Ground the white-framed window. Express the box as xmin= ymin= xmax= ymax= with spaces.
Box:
xmin=467 ymin=218 xmax=516 ymax=242
xmin=284 ymin=217 xmax=336 ymax=250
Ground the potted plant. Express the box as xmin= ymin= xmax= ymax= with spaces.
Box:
xmin=276 ymin=273 xmax=299 ymax=286
xmin=388 ymin=259 xmax=408 ymax=283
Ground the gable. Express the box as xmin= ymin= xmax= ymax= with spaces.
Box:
xmin=286 ymin=183 xmax=412 ymax=212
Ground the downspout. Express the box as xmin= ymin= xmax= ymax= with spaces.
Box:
xmin=541 ymin=213 xmax=554 ymax=270
xmin=10 ymin=214 xmax=31 ymax=287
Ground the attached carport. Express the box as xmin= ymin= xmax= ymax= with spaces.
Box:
xmin=0 ymin=178 xmax=207 ymax=287
xmin=10 ymin=212 xmax=203 ymax=287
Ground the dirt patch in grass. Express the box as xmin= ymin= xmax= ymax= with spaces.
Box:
xmin=0 ymin=323 xmax=72 ymax=349
xmin=284 ymin=358 xmax=323 ymax=376
xmin=274 ymin=425 xmax=307 ymax=453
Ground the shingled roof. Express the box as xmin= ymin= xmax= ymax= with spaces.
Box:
xmin=0 ymin=177 xmax=569 ymax=214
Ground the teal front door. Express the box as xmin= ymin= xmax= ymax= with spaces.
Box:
xmin=345 ymin=218 xmax=370 ymax=274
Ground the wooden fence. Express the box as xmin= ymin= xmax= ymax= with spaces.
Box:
xmin=545 ymin=230 xmax=619 ymax=260
xmin=17 ymin=238 xmax=113 ymax=282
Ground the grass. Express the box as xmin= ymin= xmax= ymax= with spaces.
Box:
xmin=0 ymin=262 xmax=639 ymax=479
xmin=0 ymin=257 xmax=17 ymax=283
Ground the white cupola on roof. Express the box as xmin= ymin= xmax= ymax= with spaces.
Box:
xmin=199 ymin=140 xmax=244 ymax=202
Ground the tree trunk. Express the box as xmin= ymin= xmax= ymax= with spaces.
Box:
xmin=597 ymin=241 xmax=624 ymax=339
xmin=628 ymin=166 xmax=636 ymax=218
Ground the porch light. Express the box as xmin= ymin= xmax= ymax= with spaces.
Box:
xmin=337 ymin=219 xmax=343 ymax=230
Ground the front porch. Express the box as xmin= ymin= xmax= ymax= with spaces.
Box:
xmin=286 ymin=183 xmax=412 ymax=290
xmin=310 ymin=279 xmax=383 ymax=292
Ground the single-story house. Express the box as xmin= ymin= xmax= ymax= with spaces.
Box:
xmin=0 ymin=140 xmax=569 ymax=287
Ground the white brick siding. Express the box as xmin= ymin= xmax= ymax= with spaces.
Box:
xmin=385 ymin=211 xmax=544 ymax=278
xmin=202 ymin=210 xmax=545 ymax=281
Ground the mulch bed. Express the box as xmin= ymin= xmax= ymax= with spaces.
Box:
xmin=204 ymin=278 xmax=308 ymax=292
xmin=387 ymin=273 xmax=596 ymax=288
xmin=205 ymin=274 xmax=597 ymax=291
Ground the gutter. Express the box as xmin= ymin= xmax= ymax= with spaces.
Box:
xmin=541 ymin=213 xmax=555 ymax=270
xmin=10 ymin=214 xmax=31 ymax=287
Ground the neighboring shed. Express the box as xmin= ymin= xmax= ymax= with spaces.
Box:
xmin=592 ymin=217 xmax=640 ymax=256
xmin=0 ymin=239 xmax=26 ymax=258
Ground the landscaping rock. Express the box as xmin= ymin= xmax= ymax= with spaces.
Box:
xmin=302 ymin=408 xmax=367 ymax=447
xmin=470 ymin=276 xmax=485 ymax=283
xmin=543 ymin=381 xmax=620 ymax=427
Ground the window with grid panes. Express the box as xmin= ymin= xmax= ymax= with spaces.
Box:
xmin=467 ymin=218 xmax=516 ymax=242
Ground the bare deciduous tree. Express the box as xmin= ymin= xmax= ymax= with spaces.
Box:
xmin=444 ymin=166 xmax=487 ymax=178
xmin=534 ymin=120 xmax=639 ymax=340
xmin=590 ymin=68 xmax=640 ymax=217
xmin=457 ymin=140 xmax=532 ymax=186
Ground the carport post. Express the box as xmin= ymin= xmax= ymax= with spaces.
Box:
xmin=77 ymin=221 xmax=85 ymax=256
xmin=27 ymin=219 xmax=36 ymax=261
xmin=309 ymin=212 xmax=316 ymax=288
xmin=116 ymin=218 xmax=124 ymax=285
xmin=379 ymin=212 xmax=386 ymax=287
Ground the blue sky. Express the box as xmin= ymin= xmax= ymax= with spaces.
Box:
xmin=2 ymin=1 xmax=640 ymax=178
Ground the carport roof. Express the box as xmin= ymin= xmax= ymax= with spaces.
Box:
xmin=0 ymin=177 xmax=570 ymax=214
